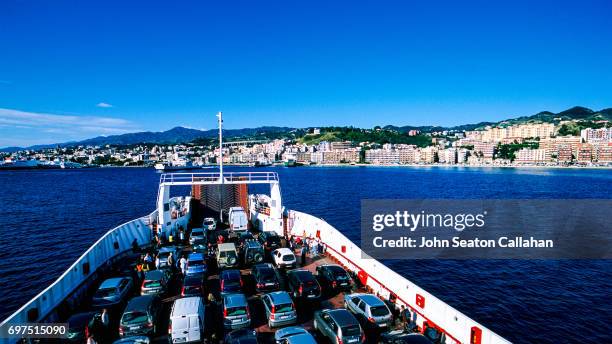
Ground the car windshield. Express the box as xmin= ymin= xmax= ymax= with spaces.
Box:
xmin=204 ymin=220 xmax=214 ymax=225
xmin=94 ymin=288 xmax=117 ymax=298
xmin=282 ymin=254 xmax=295 ymax=262
xmin=189 ymin=259 xmax=204 ymax=266
xmin=158 ymin=252 xmax=170 ymax=259
xmin=192 ymin=230 xmax=204 ymax=236
xmin=267 ymin=235 xmax=281 ymax=244
xmin=143 ymin=280 xmax=161 ymax=288
xmin=370 ymin=305 xmax=389 ymax=317
xmin=121 ymin=311 xmax=148 ymax=324
xmin=274 ymin=303 xmax=293 ymax=313
xmin=342 ymin=325 xmax=361 ymax=336
xmin=226 ymin=307 xmax=247 ymax=316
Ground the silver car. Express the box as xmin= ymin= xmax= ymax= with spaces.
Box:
xmin=344 ymin=293 xmax=392 ymax=329
xmin=262 ymin=291 xmax=297 ymax=328
xmin=314 ymin=309 xmax=364 ymax=344
xmin=222 ymin=293 xmax=251 ymax=330
xmin=91 ymin=277 xmax=134 ymax=309
xmin=190 ymin=228 xmax=206 ymax=245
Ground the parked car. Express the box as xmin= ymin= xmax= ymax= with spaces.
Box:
xmin=379 ymin=331 xmax=433 ymax=344
xmin=316 ymin=264 xmax=353 ymax=292
xmin=274 ymin=326 xmax=309 ymax=344
xmin=220 ymin=269 xmax=244 ymax=296
xmin=91 ymin=277 xmax=134 ymax=310
xmin=272 ymin=248 xmax=296 ymax=269
xmin=168 ymin=296 xmax=206 ymax=344
xmin=242 ymin=240 xmax=265 ymax=265
xmin=313 ymin=308 xmax=364 ymax=344
xmin=252 ymin=263 xmax=281 ymax=292
xmin=224 ymin=329 xmax=258 ymax=344
xmin=344 ymin=293 xmax=392 ymax=330
xmin=262 ymin=291 xmax=297 ymax=328
xmin=222 ymin=293 xmax=251 ymax=330
xmin=203 ymin=217 xmax=217 ymax=231
xmin=279 ymin=332 xmax=317 ymax=344
xmin=228 ymin=207 xmax=248 ymax=233
xmin=217 ymin=243 xmax=239 ymax=269
xmin=66 ymin=312 xmax=97 ymax=343
xmin=286 ymin=270 xmax=321 ymax=301
xmin=140 ymin=270 xmax=170 ymax=296
xmin=181 ymin=274 xmax=205 ymax=297
xmin=157 ymin=246 xmax=181 ymax=269
xmin=118 ymin=295 xmax=161 ymax=337
xmin=112 ymin=336 xmax=151 ymax=344
xmin=186 ymin=252 xmax=208 ymax=276
xmin=257 ymin=231 xmax=282 ymax=253
xmin=192 ymin=239 xmax=208 ymax=255
xmin=190 ymin=228 xmax=206 ymax=245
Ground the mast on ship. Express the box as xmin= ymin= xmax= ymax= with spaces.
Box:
xmin=217 ymin=111 xmax=224 ymax=222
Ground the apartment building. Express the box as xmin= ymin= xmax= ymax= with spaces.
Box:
xmin=580 ymin=127 xmax=612 ymax=143
xmin=515 ymin=148 xmax=549 ymax=164
xmin=365 ymin=149 xmax=400 ymax=164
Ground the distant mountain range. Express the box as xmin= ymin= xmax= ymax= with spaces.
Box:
xmin=2 ymin=106 xmax=610 ymax=152
xmin=384 ymin=106 xmax=612 ymax=133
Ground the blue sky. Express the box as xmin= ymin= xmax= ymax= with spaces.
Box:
xmin=1 ymin=0 xmax=611 ymax=147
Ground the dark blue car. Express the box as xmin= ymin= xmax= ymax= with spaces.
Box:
xmin=220 ymin=269 xmax=243 ymax=295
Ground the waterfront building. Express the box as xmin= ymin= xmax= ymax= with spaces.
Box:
xmin=576 ymin=143 xmax=594 ymax=163
xmin=365 ymin=149 xmax=400 ymax=164
xmin=515 ymin=148 xmax=549 ymax=164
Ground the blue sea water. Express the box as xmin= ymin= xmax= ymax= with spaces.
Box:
xmin=0 ymin=166 xmax=610 ymax=343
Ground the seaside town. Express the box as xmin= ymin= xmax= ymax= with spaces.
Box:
xmin=1 ymin=121 xmax=611 ymax=169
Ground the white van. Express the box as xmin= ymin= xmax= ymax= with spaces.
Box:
xmin=228 ymin=207 xmax=248 ymax=233
xmin=169 ymin=296 xmax=206 ymax=344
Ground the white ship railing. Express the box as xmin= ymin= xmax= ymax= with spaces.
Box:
xmin=0 ymin=211 xmax=158 ymax=344
xmin=159 ymin=171 xmax=279 ymax=185
xmin=285 ymin=210 xmax=511 ymax=344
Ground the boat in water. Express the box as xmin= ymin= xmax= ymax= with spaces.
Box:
xmin=0 ymin=115 xmax=510 ymax=344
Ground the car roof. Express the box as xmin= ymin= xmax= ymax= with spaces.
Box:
xmin=254 ymin=263 xmax=274 ymax=271
xmin=381 ymin=332 xmax=432 ymax=344
xmin=276 ymin=248 xmax=294 ymax=254
xmin=274 ymin=326 xmax=308 ymax=340
xmin=218 ymin=243 xmax=237 ymax=250
xmin=245 ymin=240 xmax=262 ymax=248
xmin=268 ymin=291 xmax=293 ymax=304
xmin=144 ymin=270 xmax=164 ymax=279
xmin=289 ymin=269 xmax=315 ymax=279
xmin=354 ymin=293 xmax=385 ymax=306
xmin=171 ymin=296 xmax=203 ymax=315
xmin=221 ymin=269 xmax=241 ymax=279
xmin=99 ymin=277 xmax=126 ymax=289
xmin=112 ymin=336 xmax=150 ymax=344
xmin=192 ymin=228 xmax=204 ymax=232
xmin=188 ymin=252 xmax=204 ymax=260
xmin=320 ymin=264 xmax=346 ymax=272
xmin=183 ymin=275 xmax=202 ymax=285
xmin=286 ymin=333 xmax=317 ymax=344
xmin=158 ymin=246 xmax=177 ymax=253
xmin=326 ymin=309 xmax=359 ymax=326
xmin=125 ymin=295 xmax=156 ymax=310
xmin=204 ymin=217 xmax=215 ymax=221
xmin=225 ymin=329 xmax=257 ymax=343
xmin=224 ymin=293 xmax=248 ymax=307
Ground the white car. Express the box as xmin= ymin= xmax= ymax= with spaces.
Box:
xmin=272 ymin=248 xmax=296 ymax=268
xmin=203 ymin=217 xmax=217 ymax=231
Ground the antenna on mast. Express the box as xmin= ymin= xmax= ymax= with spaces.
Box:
xmin=217 ymin=111 xmax=223 ymax=180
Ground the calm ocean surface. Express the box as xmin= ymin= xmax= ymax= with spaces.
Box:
xmin=0 ymin=166 xmax=610 ymax=343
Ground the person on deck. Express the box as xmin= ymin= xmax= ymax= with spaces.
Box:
xmin=300 ymin=244 xmax=307 ymax=266
xmin=179 ymin=255 xmax=187 ymax=275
